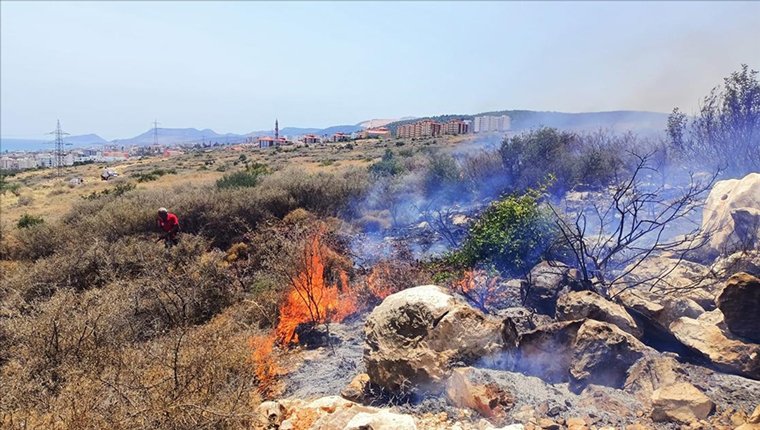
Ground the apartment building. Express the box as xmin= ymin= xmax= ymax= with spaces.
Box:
xmin=473 ymin=115 xmax=511 ymax=133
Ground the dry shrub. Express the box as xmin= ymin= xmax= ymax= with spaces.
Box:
xmin=249 ymin=333 xmax=282 ymax=397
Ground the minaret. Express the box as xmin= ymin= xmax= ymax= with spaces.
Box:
xmin=275 ymin=119 xmax=279 ymax=141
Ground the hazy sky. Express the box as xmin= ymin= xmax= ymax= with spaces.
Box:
xmin=1 ymin=1 xmax=759 ymax=140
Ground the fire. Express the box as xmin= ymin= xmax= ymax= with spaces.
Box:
xmin=275 ymin=231 xmax=357 ymax=345
xmin=455 ymin=269 xmax=507 ymax=312
xmin=249 ymin=333 xmax=281 ymax=396
xmin=365 ymin=263 xmax=397 ymax=301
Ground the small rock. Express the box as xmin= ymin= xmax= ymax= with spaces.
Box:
xmin=445 ymin=367 xmax=515 ymax=424
xmin=651 ymin=382 xmax=715 ymax=425
xmin=537 ymin=418 xmax=560 ymax=430
xmin=341 ymin=373 xmax=371 ymax=403
xmin=345 ymin=410 xmax=417 ymax=430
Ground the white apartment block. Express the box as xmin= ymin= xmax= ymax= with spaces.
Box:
xmin=473 ymin=115 xmax=511 ymax=133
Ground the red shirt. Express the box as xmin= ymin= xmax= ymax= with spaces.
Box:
xmin=158 ymin=212 xmax=179 ymax=233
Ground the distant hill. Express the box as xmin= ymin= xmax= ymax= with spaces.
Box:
xmin=66 ymin=134 xmax=108 ymax=145
xmin=386 ymin=110 xmax=669 ymax=136
xmin=357 ymin=117 xmax=415 ymax=129
xmin=113 ymin=128 xmax=244 ymax=146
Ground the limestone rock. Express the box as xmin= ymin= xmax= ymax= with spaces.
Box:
xmin=341 ymin=373 xmax=371 ymax=403
xmin=617 ymin=256 xmax=719 ymax=309
xmin=445 ymin=367 xmax=515 ymax=424
xmin=616 ymin=287 xmax=704 ymax=333
xmin=717 ymin=272 xmax=760 ymax=342
xmin=712 ymin=250 xmax=760 ymax=279
xmin=344 ymin=410 xmax=417 ymax=430
xmin=524 ymin=261 xmax=581 ymax=315
xmin=701 ymin=173 xmax=760 ymax=257
xmin=364 ymin=285 xmax=504 ymax=393
xmin=651 ymin=382 xmax=715 ymax=424
xmin=623 ymin=355 xmax=681 ymax=402
xmin=257 ymin=400 xmax=286 ymax=428
xmin=669 ymin=316 xmax=760 ymax=379
xmin=556 ymin=290 xmax=642 ymax=338
xmin=568 ymin=319 xmax=648 ymax=392
xmin=516 ymin=320 xmax=584 ymax=383
xmin=516 ymin=319 xmax=648 ymax=391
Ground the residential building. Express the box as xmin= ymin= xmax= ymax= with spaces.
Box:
xmin=473 ymin=115 xmax=511 ymax=133
xmin=302 ymin=134 xmax=321 ymax=144
xmin=396 ymin=120 xmax=442 ymax=139
xmin=360 ymin=127 xmax=391 ymax=139
xmin=442 ymin=119 xmax=470 ymax=135
xmin=257 ymin=136 xmax=288 ymax=148
xmin=332 ymin=132 xmax=351 ymax=142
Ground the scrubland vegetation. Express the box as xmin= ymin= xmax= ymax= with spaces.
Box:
xmin=1 ymin=65 xmax=758 ymax=428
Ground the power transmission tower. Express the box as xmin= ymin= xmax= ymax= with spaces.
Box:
xmin=48 ymin=119 xmax=71 ymax=177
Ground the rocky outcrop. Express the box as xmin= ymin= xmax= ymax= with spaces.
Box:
xmin=516 ymin=319 xmax=648 ymax=392
xmin=445 ymin=367 xmax=515 ymax=425
xmin=556 ymin=291 xmax=642 ymax=338
xmin=364 ymin=285 xmax=504 ymax=394
xmin=669 ymin=316 xmax=760 ymax=379
xmin=651 ymin=382 xmax=715 ymax=425
xmin=524 ymin=261 xmax=582 ymax=315
xmin=717 ymin=272 xmax=760 ymax=342
xmin=701 ymin=172 xmax=760 ymax=257
xmin=617 ymin=256 xmax=718 ymax=309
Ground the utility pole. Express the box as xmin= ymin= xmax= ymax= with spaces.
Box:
xmin=48 ymin=119 xmax=71 ymax=177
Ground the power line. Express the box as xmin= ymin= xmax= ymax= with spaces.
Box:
xmin=47 ymin=119 xmax=71 ymax=177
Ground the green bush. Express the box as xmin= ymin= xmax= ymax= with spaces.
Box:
xmin=17 ymin=213 xmax=44 ymax=229
xmin=216 ymin=163 xmax=269 ymax=189
xmin=369 ymin=149 xmax=404 ymax=177
xmin=446 ymin=190 xmax=557 ymax=276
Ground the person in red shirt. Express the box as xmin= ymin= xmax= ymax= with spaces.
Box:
xmin=157 ymin=207 xmax=180 ymax=248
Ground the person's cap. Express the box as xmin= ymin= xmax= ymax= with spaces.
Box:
xmin=158 ymin=207 xmax=168 ymax=213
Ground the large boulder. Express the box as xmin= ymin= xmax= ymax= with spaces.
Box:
xmin=616 ymin=288 xmax=704 ymax=333
xmin=515 ymin=320 xmax=584 ymax=383
xmin=701 ymin=172 xmax=760 ymax=258
xmin=651 ymin=382 xmax=714 ymax=425
xmin=364 ymin=285 xmax=504 ymax=394
xmin=669 ymin=316 xmax=760 ymax=379
xmin=717 ymin=272 xmax=760 ymax=342
xmin=617 ymin=256 xmax=719 ymax=309
xmin=524 ymin=261 xmax=582 ymax=315
xmin=556 ymin=291 xmax=642 ymax=338
xmin=568 ymin=320 xmax=648 ymax=393
xmin=516 ymin=319 xmax=648 ymax=392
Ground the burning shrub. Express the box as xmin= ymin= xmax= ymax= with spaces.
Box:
xmin=265 ymin=223 xmax=357 ymax=345
xmin=249 ymin=333 xmax=282 ymax=397
xmin=456 ymin=269 xmax=515 ymax=312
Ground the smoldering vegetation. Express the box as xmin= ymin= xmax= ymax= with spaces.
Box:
xmin=0 ymin=65 xmax=758 ymax=429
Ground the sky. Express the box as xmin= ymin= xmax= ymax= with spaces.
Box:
xmin=1 ymin=1 xmax=759 ymax=140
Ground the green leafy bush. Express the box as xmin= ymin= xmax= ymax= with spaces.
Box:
xmin=369 ymin=149 xmax=404 ymax=177
xmin=216 ymin=163 xmax=269 ymax=189
xmin=17 ymin=213 xmax=44 ymax=229
xmin=447 ymin=190 xmax=557 ymax=276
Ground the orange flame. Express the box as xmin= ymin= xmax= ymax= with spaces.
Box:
xmin=275 ymin=231 xmax=356 ymax=345
xmin=455 ymin=269 xmax=506 ymax=312
xmin=365 ymin=263 xmax=397 ymax=301
xmin=249 ymin=333 xmax=281 ymax=396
